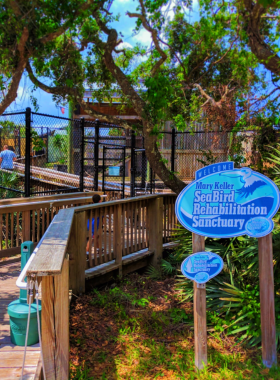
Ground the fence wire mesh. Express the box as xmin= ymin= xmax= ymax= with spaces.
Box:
xmin=0 ymin=111 xmax=26 ymax=198
xmin=0 ymin=108 xmax=262 ymax=199
xmin=30 ymin=112 xmax=81 ymax=195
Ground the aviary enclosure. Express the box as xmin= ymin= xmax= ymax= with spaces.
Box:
xmin=0 ymin=108 xmax=259 ymax=200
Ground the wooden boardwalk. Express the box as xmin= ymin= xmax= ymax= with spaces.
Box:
xmin=0 ymin=262 xmax=41 ymax=380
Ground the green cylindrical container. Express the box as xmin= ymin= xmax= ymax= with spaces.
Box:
xmin=8 ymin=300 xmax=41 ymax=346
xmin=8 ymin=241 xmax=42 ymax=346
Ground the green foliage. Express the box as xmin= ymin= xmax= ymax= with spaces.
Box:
xmin=70 ymin=364 xmax=93 ymax=380
xmin=144 ymin=73 xmax=172 ymax=126
xmin=53 ymin=134 xmax=67 ymax=151
xmin=269 ymin=144 xmax=280 ymax=189
xmin=250 ymin=121 xmax=278 ymax=174
xmin=70 ymin=272 xmax=280 ymax=379
xmin=108 ymin=128 xmax=123 ymax=137
xmin=146 ymin=265 xmax=163 ymax=280
xmin=0 ymin=171 xmax=21 ymax=198
xmin=197 ymin=149 xmax=217 ymax=166
xmin=0 ymin=121 xmax=22 ymax=138
xmin=52 ymin=133 xmax=68 ymax=164
xmin=31 ymin=130 xmax=46 ymax=152
xmin=170 ymin=221 xmax=280 ymax=348
xmin=90 ymin=287 xmax=150 ymax=310
xmin=228 ymin=133 xmax=247 ymax=168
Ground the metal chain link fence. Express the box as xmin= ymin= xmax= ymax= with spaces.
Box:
xmin=0 ymin=108 xmax=262 ymax=199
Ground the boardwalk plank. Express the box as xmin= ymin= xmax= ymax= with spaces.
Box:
xmin=0 ymin=262 xmax=40 ymax=379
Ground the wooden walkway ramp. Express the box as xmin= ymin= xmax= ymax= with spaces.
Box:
xmin=0 ymin=262 xmax=41 ymax=380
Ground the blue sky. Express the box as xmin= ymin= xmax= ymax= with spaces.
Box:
xmin=6 ymin=0 xmax=198 ymax=117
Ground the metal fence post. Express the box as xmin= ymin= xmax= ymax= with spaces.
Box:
xmin=18 ymin=129 xmax=20 ymax=156
xmin=79 ymin=118 xmax=85 ymax=192
xmin=150 ymin=165 xmax=153 ymax=194
xmin=142 ymin=151 xmax=146 ymax=190
xmin=46 ymin=127 xmax=49 ymax=163
xmin=94 ymin=119 xmax=100 ymax=191
xmin=102 ymin=146 xmax=105 ymax=192
xmin=25 ymin=107 xmax=31 ymax=197
xmin=171 ymin=127 xmax=176 ymax=173
xmin=122 ymin=146 xmax=125 ymax=199
xmin=130 ymin=129 xmax=136 ymax=197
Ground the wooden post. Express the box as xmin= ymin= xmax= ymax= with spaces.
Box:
xmin=148 ymin=197 xmax=163 ymax=268
xmin=22 ymin=210 xmax=30 ymax=241
xmin=114 ymin=204 xmax=123 ymax=277
xmin=192 ymin=233 xmax=207 ymax=370
xmin=258 ymin=233 xmax=277 ymax=368
xmin=54 ymin=256 xmax=69 ymax=379
xmin=41 ymin=275 xmax=55 ymax=379
xmin=41 ymin=256 xmax=69 ymax=380
xmin=68 ymin=212 xmax=86 ymax=294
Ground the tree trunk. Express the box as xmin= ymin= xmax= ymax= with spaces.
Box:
xmin=102 ymin=49 xmax=186 ymax=194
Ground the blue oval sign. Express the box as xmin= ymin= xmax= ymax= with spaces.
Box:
xmin=175 ymin=162 xmax=280 ymax=238
xmin=181 ymin=251 xmax=223 ymax=284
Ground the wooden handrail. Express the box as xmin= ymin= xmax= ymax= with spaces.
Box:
xmin=74 ymin=193 xmax=176 ymax=213
xmin=0 ymin=196 xmax=95 ymax=214
xmin=27 ymin=209 xmax=74 ymax=276
xmin=0 ymin=192 xmax=104 ymax=256
xmin=26 ymin=193 xmax=177 ymax=277
xmin=0 ymin=191 xmax=101 ymax=205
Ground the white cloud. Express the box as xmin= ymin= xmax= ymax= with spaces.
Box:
xmin=17 ymin=86 xmax=24 ymax=99
xmin=117 ymin=41 xmax=133 ymax=49
xmin=132 ymin=29 xmax=152 ymax=46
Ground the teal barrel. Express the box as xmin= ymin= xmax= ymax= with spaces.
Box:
xmin=7 ymin=241 xmax=42 ymax=346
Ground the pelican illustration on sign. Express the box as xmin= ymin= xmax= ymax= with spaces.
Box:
xmin=175 ymin=162 xmax=280 ymax=238
xmin=220 ymin=168 xmax=267 ymax=201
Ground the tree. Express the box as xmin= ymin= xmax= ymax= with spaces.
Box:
xmin=0 ymin=0 xmax=103 ymax=114
xmin=199 ymin=0 xmax=280 ymax=92
xmin=0 ymin=0 xmax=277 ymax=193
xmin=239 ymin=0 xmax=280 ymax=77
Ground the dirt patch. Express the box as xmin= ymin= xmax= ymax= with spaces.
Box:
xmin=69 ymin=273 xmax=280 ymax=380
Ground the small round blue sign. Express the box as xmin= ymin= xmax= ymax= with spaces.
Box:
xmin=175 ymin=162 xmax=280 ymax=239
xmin=181 ymin=251 xmax=224 ymax=284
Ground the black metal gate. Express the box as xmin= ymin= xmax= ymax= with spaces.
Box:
xmin=133 ymin=148 xmax=155 ymax=196
xmin=102 ymin=145 xmax=126 ymax=199
xmin=80 ymin=120 xmax=128 ymax=198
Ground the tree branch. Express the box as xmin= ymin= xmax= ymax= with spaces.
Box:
xmin=0 ymin=27 xmax=29 ymax=115
xmin=26 ymin=61 xmax=79 ymax=96
xmin=8 ymin=0 xmax=22 ymax=17
xmin=26 ymin=61 xmax=133 ymax=128
xmin=249 ymin=86 xmax=280 ymax=107
xmin=243 ymin=1 xmax=280 ymax=75
xmin=193 ymin=83 xmax=217 ymax=106
xmin=39 ymin=0 xmax=103 ymax=44
xmin=127 ymin=0 xmax=167 ymax=76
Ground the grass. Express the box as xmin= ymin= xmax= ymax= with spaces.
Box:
xmin=69 ymin=273 xmax=280 ymax=379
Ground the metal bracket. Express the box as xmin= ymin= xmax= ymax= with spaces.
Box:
xmin=196 ymin=283 xmax=206 ymax=289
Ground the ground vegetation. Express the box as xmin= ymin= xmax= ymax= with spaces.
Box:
xmin=69 ymin=272 xmax=280 ymax=379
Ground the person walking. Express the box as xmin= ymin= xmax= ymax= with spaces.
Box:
xmin=0 ymin=145 xmax=17 ymax=170
xmin=86 ymin=194 xmax=103 ymax=258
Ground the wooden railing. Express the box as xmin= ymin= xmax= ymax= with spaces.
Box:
xmin=163 ymin=195 xmax=176 ymax=243
xmin=0 ymin=191 xmax=99 ymax=206
xmin=0 ymin=191 xmax=102 ymax=258
xmin=73 ymin=194 xmax=176 ymax=266
xmin=26 ymin=193 xmax=177 ymax=379
xmin=27 ymin=209 xmax=72 ymax=380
